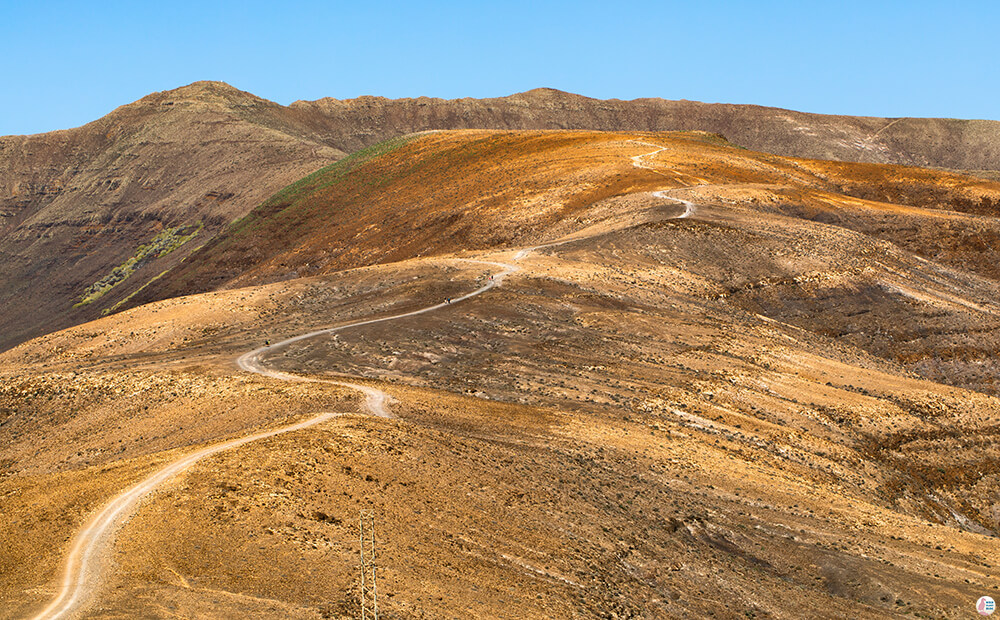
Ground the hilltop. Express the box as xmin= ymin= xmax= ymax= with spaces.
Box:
xmin=289 ymin=87 xmax=1000 ymax=171
xmin=5 ymin=81 xmax=1000 ymax=351
xmin=0 ymin=81 xmax=343 ymax=350
xmin=4 ymin=130 xmax=1000 ymax=618
xmin=127 ymin=130 xmax=1000 ymax=398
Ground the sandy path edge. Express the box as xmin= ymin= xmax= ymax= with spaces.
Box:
xmin=30 ymin=142 xmax=683 ymax=619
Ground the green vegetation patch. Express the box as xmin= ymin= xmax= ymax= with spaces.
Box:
xmin=680 ymin=131 xmax=745 ymax=149
xmin=228 ymin=134 xmax=417 ymax=237
xmin=102 ymin=269 xmax=169 ymax=316
xmin=75 ymin=222 xmax=203 ymax=308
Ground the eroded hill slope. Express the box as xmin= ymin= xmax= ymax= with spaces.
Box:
xmin=0 ymin=82 xmax=343 ymax=351
xmin=130 ymin=130 xmax=1000 ymax=397
xmin=290 ymin=87 xmax=1000 ymax=171
xmin=3 ymin=130 xmax=1000 ymax=618
xmin=6 ymin=82 xmax=1000 ymax=352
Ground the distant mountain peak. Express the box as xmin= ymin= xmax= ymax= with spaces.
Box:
xmin=137 ymin=81 xmax=269 ymax=108
xmin=508 ymin=87 xmax=591 ymax=102
xmin=177 ymin=79 xmax=240 ymax=92
xmin=517 ymin=87 xmax=574 ymax=97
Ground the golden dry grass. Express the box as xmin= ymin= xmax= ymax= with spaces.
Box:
xmin=5 ymin=131 xmax=1000 ymax=618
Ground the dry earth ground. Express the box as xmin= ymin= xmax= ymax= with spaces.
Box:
xmin=3 ymin=132 xmax=1000 ymax=618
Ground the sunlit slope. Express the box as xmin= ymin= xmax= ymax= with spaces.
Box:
xmin=5 ymin=129 xmax=1000 ymax=617
xmin=7 ymin=248 xmax=1000 ymax=618
xmin=126 ymin=130 xmax=1000 ymax=394
xmin=132 ymin=129 xmax=1000 ymax=302
xmin=129 ymin=130 xmax=684 ymax=302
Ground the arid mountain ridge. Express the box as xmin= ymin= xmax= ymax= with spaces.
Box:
xmin=5 ymin=129 xmax=1000 ymax=618
xmin=290 ymin=87 xmax=1000 ymax=172
xmin=0 ymin=82 xmax=344 ymax=351
xmin=3 ymin=80 xmax=1000 ymax=352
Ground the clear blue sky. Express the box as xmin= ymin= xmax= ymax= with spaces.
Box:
xmin=2 ymin=0 xmax=997 ymax=136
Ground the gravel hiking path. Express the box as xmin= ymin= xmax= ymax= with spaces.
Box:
xmin=31 ymin=258 xmax=519 ymax=620
xmin=31 ymin=142 xmax=688 ymax=619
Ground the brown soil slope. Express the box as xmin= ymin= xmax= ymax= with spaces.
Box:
xmin=290 ymin=88 xmax=1000 ymax=171
xmin=0 ymin=82 xmax=343 ymax=351
xmin=133 ymin=130 xmax=1000 ymax=397
xmin=134 ymin=129 xmax=1000 ymax=298
xmin=4 ymin=131 xmax=1000 ymax=618
xmin=5 ymin=81 xmax=1000 ymax=353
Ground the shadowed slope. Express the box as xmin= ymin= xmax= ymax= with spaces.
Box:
xmin=6 ymin=82 xmax=1000 ymax=352
xmin=0 ymin=82 xmax=343 ymax=351
xmin=5 ymin=129 xmax=1000 ymax=617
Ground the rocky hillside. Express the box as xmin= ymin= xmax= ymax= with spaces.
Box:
xmin=5 ymin=130 xmax=1000 ymax=618
xmin=127 ymin=129 xmax=1000 ymax=397
xmin=0 ymin=82 xmax=343 ymax=351
xmin=5 ymin=80 xmax=1000 ymax=351
xmin=288 ymin=87 xmax=1000 ymax=172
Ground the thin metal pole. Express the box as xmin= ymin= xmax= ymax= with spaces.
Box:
xmin=370 ymin=514 xmax=378 ymax=620
xmin=359 ymin=510 xmax=378 ymax=620
xmin=360 ymin=512 xmax=367 ymax=620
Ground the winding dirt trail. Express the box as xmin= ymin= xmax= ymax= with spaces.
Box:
xmin=30 ymin=143 xmax=688 ymax=619
xmin=31 ymin=412 xmax=343 ymax=620
xmin=627 ymin=139 xmax=699 ymax=216
xmin=653 ymin=191 xmax=694 ymax=219
xmin=628 ymin=139 xmax=707 ymax=186
xmin=236 ymin=258 xmax=520 ymax=390
xmin=30 ymin=259 xmax=520 ymax=620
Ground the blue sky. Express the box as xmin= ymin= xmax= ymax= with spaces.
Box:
xmin=1 ymin=0 xmax=997 ymax=135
